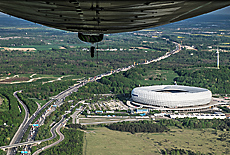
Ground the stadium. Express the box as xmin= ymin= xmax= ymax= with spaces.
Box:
xmin=131 ymin=85 xmax=212 ymax=109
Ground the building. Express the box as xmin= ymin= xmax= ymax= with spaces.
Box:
xmin=106 ymin=111 xmax=114 ymax=113
xmin=134 ymin=109 xmax=149 ymax=114
xmin=170 ymin=113 xmax=226 ymax=119
xmin=132 ymin=85 xmax=212 ymax=108
xmin=130 ymin=85 xmax=219 ymax=111
xmin=95 ymin=110 xmax=103 ymax=114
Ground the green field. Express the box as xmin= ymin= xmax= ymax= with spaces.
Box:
xmin=10 ymin=45 xmax=65 ymax=51
xmin=32 ymin=74 xmax=61 ymax=78
xmin=0 ymin=74 xmax=83 ymax=85
xmin=138 ymin=70 xmax=178 ymax=85
xmin=0 ymin=96 xmax=8 ymax=112
xmin=12 ymin=43 xmax=86 ymax=50
xmin=19 ymin=45 xmax=61 ymax=50
xmin=32 ymin=74 xmax=83 ymax=80
xmin=0 ymin=74 xmax=31 ymax=78
xmin=84 ymin=127 xmax=229 ymax=155
xmin=29 ymin=98 xmax=48 ymax=106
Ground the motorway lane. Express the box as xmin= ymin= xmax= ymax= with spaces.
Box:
xmin=32 ymin=116 xmax=66 ymax=155
xmin=3 ymin=41 xmax=182 ymax=154
xmin=1 ymin=83 xmax=84 ymax=153
xmin=7 ymin=91 xmax=30 ymax=155
xmin=0 ymin=116 xmax=66 ymax=151
xmin=6 ymin=99 xmax=54 ymax=155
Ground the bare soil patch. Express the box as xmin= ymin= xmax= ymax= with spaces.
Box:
xmin=0 ymin=98 xmax=2 ymax=105
xmin=0 ymin=77 xmax=30 ymax=82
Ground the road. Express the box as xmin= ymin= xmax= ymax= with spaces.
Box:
xmin=6 ymin=99 xmax=54 ymax=154
xmin=7 ymin=91 xmax=30 ymax=155
xmin=1 ymin=115 xmax=66 ymax=151
xmin=35 ymin=102 xmax=41 ymax=109
xmin=1 ymin=82 xmax=86 ymax=153
xmin=5 ymin=81 xmax=85 ymax=153
xmin=32 ymin=116 xmax=66 ymax=155
xmin=80 ymin=118 xmax=149 ymax=125
xmin=2 ymin=40 xmax=181 ymax=154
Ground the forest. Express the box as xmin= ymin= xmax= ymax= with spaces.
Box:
xmin=161 ymin=148 xmax=206 ymax=155
xmin=159 ymin=118 xmax=230 ymax=131
xmin=175 ymin=67 xmax=230 ymax=94
xmin=106 ymin=118 xmax=230 ymax=134
xmin=0 ymin=13 xmax=230 ymax=155
xmin=0 ymin=92 xmax=24 ymax=146
xmin=40 ymin=128 xmax=84 ymax=155
xmin=107 ymin=120 xmax=168 ymax=134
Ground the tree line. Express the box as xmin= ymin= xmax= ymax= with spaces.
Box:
xmin=107 ymin=120 xmax=168 ymax=134
xmin=159 ymin=118 xmax=230 ymax=131
xmin=106 ymin=118 xmax=230 ymax=135
xmin=175 ymin=67 xmax=230 ymax=94
xmin=40 ymin=128 xmax=84 ymax=155
xmin=0 ymin=92 xmax=24 ymax=146
xmin=161 ymin=148 xmax=206 ymax=155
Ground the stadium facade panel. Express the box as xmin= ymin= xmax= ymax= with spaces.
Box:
xmin=131 ymin=85 xmax=212 ymax=108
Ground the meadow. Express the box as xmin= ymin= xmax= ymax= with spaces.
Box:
xmin=84 ymin=127 xmax=229 ymax=155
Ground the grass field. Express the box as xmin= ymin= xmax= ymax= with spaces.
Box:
xmin=32 ymin=74 xmax=82 ymax=80
xmin=0 ymin=97 xmax=3 ymax=105
xmin=138 ymin=70 xmax=178 ymax=85
xmin=7 ymin=45 xmax=61 ymax=51
xmin=32 ymin=74 xmax=61 ymax=78
xmin=79 ymin=118 xmax=148 ymax=124
xmin=0 ymin=74 xmax=82 ymax=85
xmin=0 ymin=74 xmax=32 ymax=78
xmin=30 ymin=98 xmax=48 ymax=106
xmin=11 ymin=43 xmax=86 ymax=51
xmin=84 ymin=127 xmax=230 ymax=155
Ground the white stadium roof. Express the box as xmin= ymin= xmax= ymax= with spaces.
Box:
xmin=131 ymin=85 xmax=212 ymax=108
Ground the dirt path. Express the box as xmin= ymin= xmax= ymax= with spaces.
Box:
xmin=0 ymin=74 xmax=72 ymax=84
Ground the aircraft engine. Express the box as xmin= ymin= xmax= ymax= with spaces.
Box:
xmin=78 ymin=33 xmax=104 ymax=57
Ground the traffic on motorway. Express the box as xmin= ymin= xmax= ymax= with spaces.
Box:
xmin=1 ymin=40 xmax=181 ymax=155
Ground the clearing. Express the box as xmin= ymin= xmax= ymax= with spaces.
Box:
xmin=0 ymin=97 xmax=2 ymax=106
xmin=138 ymin=70 xmax=178 ymax=85
xmin=84 ymin=127 xmax=229 ymax=155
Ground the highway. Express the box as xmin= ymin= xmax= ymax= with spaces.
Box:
xmin=0 ymin=115 xmax=66 ymax=151
xmin=7 ymin=91 xmax=30 ymax=155
xmin=1 ymin=40 xmax=182 ymax=154
xmin=4 ymin=81 xmax=86 ymax=154
xmin=32 ymin=107 xmax=84 ymax=154
xmin=5 ymin=99 xmax=54 ymax=154
xmin=32 ymin=116 xmax=66 ymax=155
xmin=2 ymin=82 xmax=86 ymax=153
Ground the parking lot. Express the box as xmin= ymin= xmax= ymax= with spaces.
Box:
xmin=85 ymin=99 xmax=129 ymax=111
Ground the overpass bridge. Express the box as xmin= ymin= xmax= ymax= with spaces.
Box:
xmin=1 ymin=115 xmax=66 ymax=152
xmin=0 ymin=141 xmax=42 ymax=151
